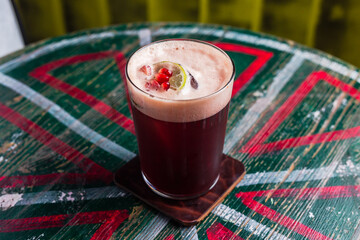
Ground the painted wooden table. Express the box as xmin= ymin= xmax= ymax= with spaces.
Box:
xmin=1 ymin=23 xmax=360 ymax=240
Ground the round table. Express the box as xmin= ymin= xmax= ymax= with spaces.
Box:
xmin=1 ymin=23 xmax=359 ymax=239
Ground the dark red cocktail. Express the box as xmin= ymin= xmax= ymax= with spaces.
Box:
xmin=132 ymin=102 xmax=230 ymax=199
xmin=126 ymin=39 xmax=234 ymax=199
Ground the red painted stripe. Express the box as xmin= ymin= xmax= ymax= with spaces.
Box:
xmin=0 ymin=103 xmax=112 ymax=184
xmin=241 ymin=71 xmax=360 ymax=155
xmin=215 ymin=43 xmax=273 ymax=97
xmin=0 ymin=210 xmax=129 ymax=239
xmin=240 ymin=197 xmax=332 ymax=240
xmin=236 ymin=185 xmax=360 ymax=200
xmin=323 ymin=72 xmax=360 ymax=101
xmin=29 ymin=52 xmax=136 ymax=135
xmin=242 ymin=125 xmax=360 ymax=155
xmin=215 ymin=42 xmax=273 ymax=58
xmin=88 ymin=210 xmax=129 ymax=240
xmin=236 ymin=185 xmax=358 ymax=239
xmin=206 ymin=222 xmax=244 ymax=240
xmin=163 ymin=235 xmax=175 ymax=240
xmin=244 ymin=72 xmax=320 ymax=149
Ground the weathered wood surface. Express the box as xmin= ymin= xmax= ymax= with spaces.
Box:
xmin=0 ymin=23 xmax=360 ymax=239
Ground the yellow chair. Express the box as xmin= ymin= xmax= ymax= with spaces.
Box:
xmin=62 ymin=0 xmax=110 ymax=31
xmin=199 ymin=0 xmax=263 ymax=32
xmin=147 ymin=0 xmax=199 ymax=22
xmin=14 ymin=0 xmax=66 ymax=43
xmin=261 ymin=0 xmax=322 ymax=47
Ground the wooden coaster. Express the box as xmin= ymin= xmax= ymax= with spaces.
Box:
xmin=114 ymin=154 xmax=245 ymax=226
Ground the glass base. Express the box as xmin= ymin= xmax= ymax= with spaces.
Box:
xmin=142 ymin=172 xmax=219 ymax=200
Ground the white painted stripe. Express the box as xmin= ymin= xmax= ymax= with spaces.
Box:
xmin=0 ymin=73 xmax=136 ymax=161
xmin=181 ymin=226 xmax=199 ymax=240
xmin=0 ymin=193 xmax=23 ymax=210
xmin=296 ymin=50 xmax=360 ymax=82
xmin=3 ymin=160 xmax=356 ymax=209
xmin=238 ymin=161 xmax=339 ymax=187
xmin=224 ymin=52 xmax=305 ymax=153
xmin=223 ymin=30 xmax=293 ymax=53
xmin=212 ymin=204 xmax=290 ymax=240
xmin=237 ymin=137 xmax=356 ymax=187
xmin=3 ymin=187 xmax=126 ymax=208
xmin=133 ymin=214 xmax=169 ymax=240
xmin=138 ymin=28 xmax=152 ymax=46
xmin=153 ymin=27 xmax=225 ymax=39
xmin=0 ymin=30 xmax=138 ymax=72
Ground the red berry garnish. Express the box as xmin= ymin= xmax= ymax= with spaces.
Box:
xmin=161 ymin=81 xmax=170 ymax=91
xmin=140 ymin=65 xmax=152 ymax=76
xmin=155 ymin=73 xmax=170 ymax=83
xmin=151 ymin=79 xmax=160 ymax=90
xmin=144 ymin=82 xmax=150 ymax=91
xmin=159 ymin=68 xmax=173 ymax=77
xmin=145 ymin=79 xmax=160 ymax=91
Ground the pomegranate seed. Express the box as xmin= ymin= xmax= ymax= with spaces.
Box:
xmin=155 ymin=73 xmax=170 ymax=83
xmin=140 ymin=65 xmax=152 ymax=76
xmin=150 ymin=79 xmax=160 ymax=90
xmin=161 ymin=81 xmax=170 ymax=91
xmin=145 ymin=79 xmax=160 ymax=91
xmin=159 ymin=68 xmax=172 ymax=77
xmin=145 ymin=82 xmax=151 ymax=91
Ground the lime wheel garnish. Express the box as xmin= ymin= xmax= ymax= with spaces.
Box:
xmin=153 ymin=61 xmax=187 ymax=90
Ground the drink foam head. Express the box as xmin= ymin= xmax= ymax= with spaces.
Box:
xmin=126 ymin=39 xmax=234 ymax=122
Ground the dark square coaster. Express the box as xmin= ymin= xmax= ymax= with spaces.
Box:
xmin=114 ymin=154 xmax=246 ymax=226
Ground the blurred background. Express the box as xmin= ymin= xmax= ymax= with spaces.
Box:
xmin=5 ymin=0 xmax=360 ymax=67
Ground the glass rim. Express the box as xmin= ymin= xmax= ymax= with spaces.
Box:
xmin=125 ymin=38 xmax=235 ymax=103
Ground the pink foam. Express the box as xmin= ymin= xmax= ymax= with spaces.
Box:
xmin=126 ymin=40 xmax=234 ymax=122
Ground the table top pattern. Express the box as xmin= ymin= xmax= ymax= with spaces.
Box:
xmin=0 ymin=23 xmax=360 ymax=239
